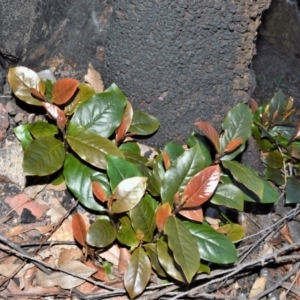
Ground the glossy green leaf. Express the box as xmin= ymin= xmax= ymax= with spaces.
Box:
xmin=28 ymin=121 xmax=58 ymax=138
xmin=86 ymin=219 xmax=116 ymax=247
xmin=111 ymin=177 xmax=148 ymax=213
xmin=63 ymin=154 xmax=106 ymax=211
xmin=163 ymin=142 xmax=185 ymax=164
xmin=220 ymin=103 xmax=252 ymax=158
xmin=119 ymin=141 xmax=141 ymax=154
xmin=51 ymin=172 xmax=65 ymax=185
xmin=187 ymin=133 xmax=212 ymax=164
xmin=121 ymin=150 xmax=149 ymax=166
xmin=42 ymin=79 xmax=54 ymax=101
xmin=66 ymin=124 xmax=124 ymax=169
xmin=64 ymin=83 xmax=95 ymax=115
xmin=135 ymin=163 xmax=161 ymax=196
xmin=117 ymin=223 xmax=139 ymax=247
xmin=185 ymin=221 xmax=237 ymax=264
xmin=210 ymin=183 xmax=244 ymax=211
xmin=263 ymin=151 xmax=284 ymax=169
xmin=161 ymin=144 xmax=208 ymax=205
xmin=124 ymin=246 xmax=151 ymax=299
xmin=129 ymin=195 xmax=156 ymax=242
xmin=164 ymin=216 xmax=200 ymax=283
xmin=268 ymin=89 xmax=286 ymax=124
xmin=107 ymin=155 xmax=142 ymax=191
xmin=286 ymin=177 xmax=300 ymax=203
xmin=217 ymin=224 xmax=245 ymax=242
xmin=70 ymin=83 xmax=127 ymax=138
xmin=156 ymin=239 xmax=185 ymax=282
xmin=129 ymin=110 xmax=160 ymax=135
xmin=222 ymin=160 xmax=279 ymax=204
xmin=264 ymin=166 xmax=285 ymax=186
xmin=8 ymin=67 xmax=44 ymax=106
xmin=144 ymin=243 xmax=167 ymax=277
xmin=13 ymin=124 xmax=33 ymax=149
xmin=23 ymin=136 xmax=65 ymax=176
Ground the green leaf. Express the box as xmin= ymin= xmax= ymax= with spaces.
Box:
xmin=163 ymin=142 xmax=185 ymax=163
xmin=129 ymin=195 xmax=156 ymax=242
xmin=264 ymin=166 xmax=285 ymax=186
xmin=268 ymin=89 xmax=286 ymax=124
xmin=135 ymin=163 xmax=161 ymax=197
xmin=161 ymin=144 xmax=208 ymax=205
xmin=187 ymin=134 xmax=212 ymax=165
xmin=119 ymin=141 xmax=141 ymax=154
xmin=164 ymin=216 xmax=200 ymax=283
xmin=64 ymin=83 xmax=95 ymax=115
xmin=210 ymin=183 xmax=244 ymax=211
xmin=144 ymin=243 xmax=167 ymax=277
xmin=124 ymin=246 xmax=151 ymax=299
xmin=222 ymin=160 xmax=279 ymax=204
xmin=42 ymin=79 xmax=54 ymax=101
xmin=86 ymin=219 xmax=116 ymax=247
xmin=28 ymin=121 xmax=58 ymax=138
xmin=220 ymin=103 xmax=252 ymax=158
xmin=111 ymin=177 xmax=148 ymax=213
xmin=70 ymin=83 xmax=127 ymax=138
xmin=129 ymin=110 xmax=160 ymax=135
xmin=286 ymin=177 xmax=300 ymax=203
xmin=107 ymin=155 xmax=142 ymax=191
xmin=63 ymin=154 xmax=106 ymax=211
xmin=156 ymin=239 xmax=185 ymax=282
xmin=198 ymin=263 xmax=210 ymax=274
xmin=13 ymin=124 xmax=33 ymax=149
xmin=121 ymin=150 xmax=149 ymax=166
xmin=23 ymin=136 xmax=65 ymax=176
xmin=8 ymin=67 xmax=44 ymax=106
xmin=185 ymin=221 xmax=237 ymax=264
xmin=263 ymin=151 xmax=284 ymax=169
xmin=218 ymin=224 xmax=245 ymax=242
xmin=117 ymin=223 xmax=139 ymax=247
xmin=66 ymin=124 xmax=124 ymax=169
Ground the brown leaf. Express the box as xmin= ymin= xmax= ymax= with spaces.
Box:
xmin=42 ymin=102 xmax=67 ymax=129
xmin=85 ymin=260 xmax=109 ymax=282
xmin=115 ymin=100 xmax=133 ymax=143
xmin=72 ymin=213 xmax=87 ymax=247
xmin=30 ymin=88 xmax=46 ymax=101
xmin=223 ymin=138 xmax=243 ymax=154
xmin=52 ymin=78 xmax=79 ymax=105
xmin=118 ymin=247 xmax=130 ymax=275
xmin=179 ymin=207 xmax=203 ymax=222
xmin=101 ymin=245 xmax=120 ymax=266
xmin=183 ymin=165 xmax=220 ymax=208
xmin=280 ymin=224 xmax=294 ymax=244
xmin=249 ymin=98 xmax=258 ymax=112
xmin=57 ymin=248 xmax=82 ymax=267
xmin=155 ymin=203 xmax=172 ymax=232
xmin=194 ymin=121 xmax=220 ymax=152
xmin=162 ymin=151 xmax=171 ymax=170
xmin=92 ymin=181 xmax=107 ymax=203
xmin=84 ymin=63 xmax=104 ymax=93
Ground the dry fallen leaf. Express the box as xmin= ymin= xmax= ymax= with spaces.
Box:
xmin=84 ymin=63 xmax=104 ymax=93
xmin=36 ymin=260 xmax=96 ymax=289
xmin=46 ymin=197 xmax=67 ymax=223
xmin=248 ymin=276 xmax=267 ymax=298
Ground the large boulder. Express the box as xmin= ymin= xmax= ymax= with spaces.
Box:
xmin=0 ymin=0 xmax=271 ymax=146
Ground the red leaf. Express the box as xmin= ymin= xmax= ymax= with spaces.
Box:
xmin=183 ymin=165 xmax=220 ymax=208
xmin=72 ymin=213 xmax=87 ymax=247
xmin=52 ymin=78 xmax=79 ymax=105
xmin=179 ymin=207 xmax=203 ymax=222
xmin=162 ymin=152 xmax=171 ymax=170
xmin=249 ymin=98 xmax=258 ymax=112
xmin=115 ymin=101 xmax=133 ymax=143
xmin=30 ymin=88 xmax=46 ymax=101
xmin=42 ymin=102 xmax=67 ymax=129
xmin=156 ymin=203 xmax=172 ymax=232
xmin=194 ymin=121 xmax=220 ymax=152
xmin=223 ymin=138 xmax=243 ymax=154
xmin=92 ymin=182 xmax=107 ymax=203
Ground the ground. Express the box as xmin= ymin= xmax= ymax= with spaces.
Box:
xmin=0 ymin=36 xmax=300 ymax=299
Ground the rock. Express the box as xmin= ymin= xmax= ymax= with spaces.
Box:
xmin=0 ymin=137 xmax=26 ymax=190
xmin=0 ymin=103 xmax=9 ymax=142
